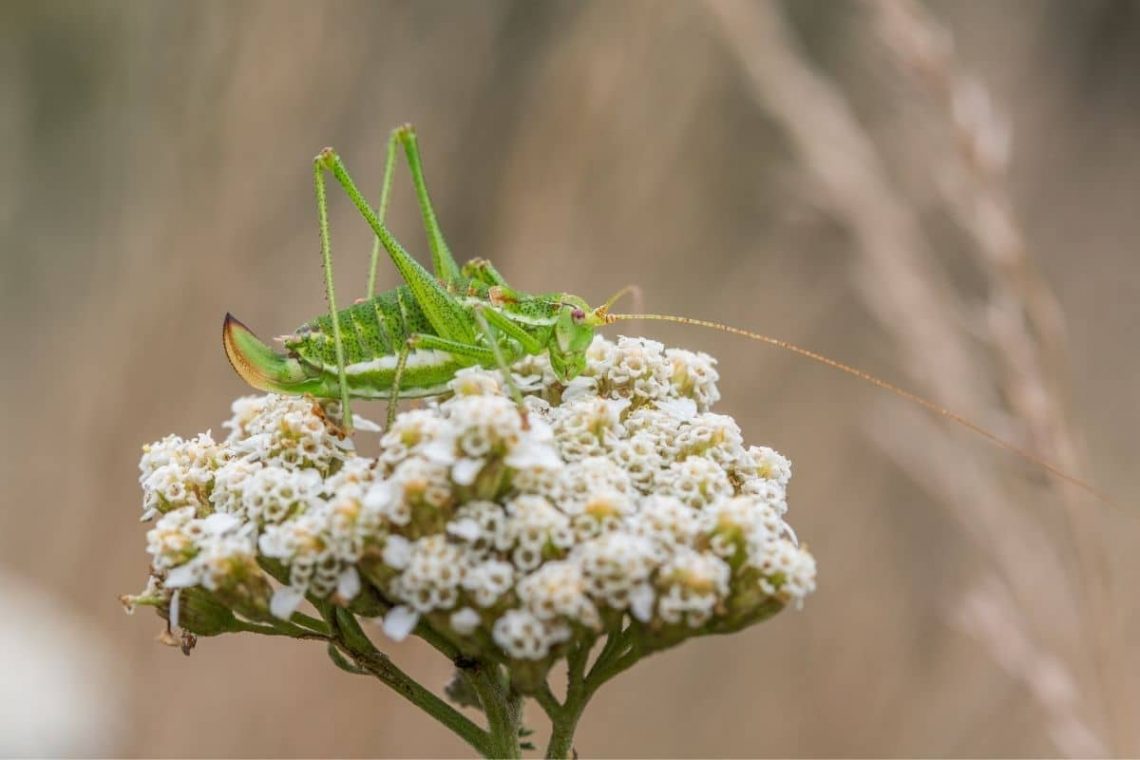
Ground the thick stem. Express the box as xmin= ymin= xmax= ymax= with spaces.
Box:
xmin=464 ymin=660 xmax=522 ymax=759
xmin=545 ymin=699 xmax=585 ymax=760
xmin=543 ymin=639 xmax=594 ymax=759
xmin=545 ymin=711 xmax=581 ymax=760
xmin=548 ymin=646 xmax=642 ymax=758
xmin=534 ymin=683 xmax=563 ymax=720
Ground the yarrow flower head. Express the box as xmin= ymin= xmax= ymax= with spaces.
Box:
xmin=125 ymin=335 xmax=815 ymax=692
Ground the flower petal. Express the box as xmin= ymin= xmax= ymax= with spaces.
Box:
xmin=629 ymin=583 xmax=656 ymax=623
xmin=164 ymin=563 xmax=199 ymax=589
xmin=336 ymin=567 xmax=361 ymax=601
xmin=451 ymin=458 xmax=483 ymax=486
xmin=270 ymin=586 xmax=305 ymax=620
xmin=382 ymin=605 xmax=420 ymax=642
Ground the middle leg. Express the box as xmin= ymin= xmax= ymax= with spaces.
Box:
xmin=472 ymin=307 xmax=528 ymax=421
xmin=312 ymin=154 xmax=353 ymax=433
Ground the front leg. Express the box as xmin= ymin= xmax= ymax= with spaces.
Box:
xmin=471 ymin=309 xmax=529 ymax=425
xmin=476 ymin=305 xmax=544 ymax=355
xmin=461 ymin=257 xmax=509 ymax=288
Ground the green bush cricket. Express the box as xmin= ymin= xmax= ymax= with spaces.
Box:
xmin=224 ymin=125 xmax=609 ymax=431
xmin=222 ymin=124 xmax=1111 ymax=505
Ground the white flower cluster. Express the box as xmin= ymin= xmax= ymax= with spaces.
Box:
xmin=134 ymin=336 xmax=815 ymax=664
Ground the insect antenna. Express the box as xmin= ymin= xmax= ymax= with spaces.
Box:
xmin=606 ymin=311 xmax=1117 ymax=509
xmin=599 ymin=284 xmax=644 ymax=315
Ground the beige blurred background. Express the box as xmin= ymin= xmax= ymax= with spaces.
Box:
xmin=3 ymin=0 xmax=1139 ymax=756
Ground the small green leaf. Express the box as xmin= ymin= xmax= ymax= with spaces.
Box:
xmin=327 ymin=643 xmax=367 ymax=675
xmin=176 ymin=589 xmax=247 ymax=637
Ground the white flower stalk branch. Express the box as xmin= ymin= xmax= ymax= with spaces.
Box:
xmin=123 ymin=336 xmax=816 ymax=758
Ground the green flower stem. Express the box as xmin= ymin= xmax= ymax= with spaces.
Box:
xmin=339 ymin=640 xmax=492 ymax=756
xmin=464 ymin=660 xmax=522 ymax=759
xmin=234 ymin=619 xmax=323 ymax=639
xmin=534 ymin=683 xmax=563 ymax=720
xmin=320 ymin=606 xmax=492 ymax=756
xmin=289 ymin=611 xmax=332 ymax=635
xmin=269 ymin=615 xmax=332 ymax=640
xmin=584 ymin=642 xmax=641 ymax=690
xmin=590 ymin=628 xmax=626 ymax=673
xmin=234 ymin=610 xmax=330 ymax=640
xmin=414 ymin=619 xmax=523 ymax=757
xmin=413 ymin=618 xmax=463 ymax=660
xmin=545 ymin=715 xmax=577 ymax=759
xmin=584 ymin=627 xmax=633 ymax=683
xmin=541 ymin=639 xmax=602 ymax=759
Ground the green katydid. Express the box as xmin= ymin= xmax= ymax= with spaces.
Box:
xmin=222 ymin=124 xmax=1111 ymax=505
xmin=223 ymin=125 xmax=613 ymax=429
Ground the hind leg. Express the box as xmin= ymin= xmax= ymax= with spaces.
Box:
xmin=394 ymin=125 xmax=461 ymax=285
xmin=366 ymin=125 xmax=463 ymax=295
xmin=318 ymin=148 xmax=475 ymax=347
xmin=365 ymin=130 xmax=400 ymax=299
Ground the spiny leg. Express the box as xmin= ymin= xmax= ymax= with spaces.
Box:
xmin=478 ymin=305 xmax=544 ymax=354
xmin=472 ymin=307 xmax=528 ymax=422
xmin=364 ymin=125 xmax=462 ymax=293
xmin=312 ymin=155 xmax=353 ymax=434
xmin=394 ymin=124 xmax=462 ymax=284
xmin=317 ymin=149 xmax=475 ymax=345
xmin=366 ymin=130 xmax=400 ymax=299
xmin=461 ymin=259 xmax=523 ymax=308
xmin=387 ymin=341 xmax=412 ymax=427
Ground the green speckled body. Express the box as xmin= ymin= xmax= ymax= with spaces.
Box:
xmin=223 ymin=133 xmax=608 ymax=423
xmin=295 ymin=286 xmax=431 ymax=366
xmin=281 ymin=282 xmax=564 ymax=400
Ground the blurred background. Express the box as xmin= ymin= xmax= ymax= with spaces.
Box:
xmin=3 ymin=0 xmax=1139 ymax=756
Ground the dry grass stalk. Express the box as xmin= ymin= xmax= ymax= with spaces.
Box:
xmin=704 ymin=0 xmax=1121 ymax=753
xmin=871 ymin=0 xmax=1131 ymax=752
xmin=954 ymin=577 xmax=1106 ymax=757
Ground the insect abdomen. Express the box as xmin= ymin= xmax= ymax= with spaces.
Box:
xmin=285 ymin=285 xmax=465 ymax=399
xmin=294 ymin=287 xmax=415 ymax=361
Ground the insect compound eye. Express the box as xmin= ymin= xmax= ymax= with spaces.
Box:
xmin=571 ymin=308 xmax=586 ymax=323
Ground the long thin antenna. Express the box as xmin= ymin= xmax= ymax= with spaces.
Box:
xmin=608 ymin=312 xmax=1116 ymax=507
xmin=599 ymin=284 xmax=644 ymax=314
